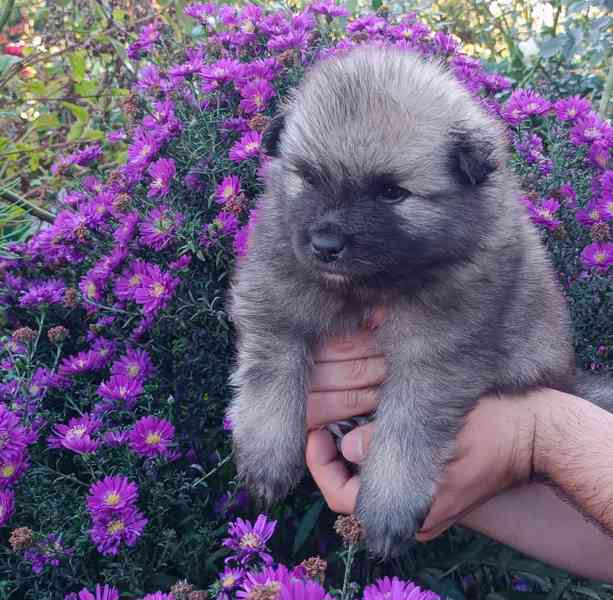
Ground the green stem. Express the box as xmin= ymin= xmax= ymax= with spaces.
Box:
xmin=0 ymin=0 xmax=15 ymax=34
xmin=0 ymin=188 xmax=54 ymax=223
xmin=341 ymin=543 xmax=357 ymax=600
xmin=598 ymin=53 xmax=613 ymax=119
xmin=192 ymin=452 xmax=233 ymax=487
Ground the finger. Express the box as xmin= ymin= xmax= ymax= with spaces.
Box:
xmin=305 ymin=429 xmax=360 ymax=514
xmin=416 ymin=519 xmax=455 ymax=542
xmin=307 ymin=388 xmax=379 ymax=429
xmin=313 ymin=329 xmax=382 ymax=363
xmin=341 ymin=423 xmax=375 ymax=464
xmin=310 ymin=356 xmax=386 ymax=392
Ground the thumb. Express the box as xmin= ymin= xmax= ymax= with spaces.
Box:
xmin=341 ymin=423 xmax=375 ymax=463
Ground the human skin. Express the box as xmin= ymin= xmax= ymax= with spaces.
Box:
xmin=305 ymin=324 xmax=613 ymax=583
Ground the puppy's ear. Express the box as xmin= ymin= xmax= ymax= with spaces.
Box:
xmin=450 ymin=128 xmax=497 ymax=186
xmin=261 ymin=113 xmax=285 ymax=157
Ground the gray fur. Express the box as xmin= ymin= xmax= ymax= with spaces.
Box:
xmin=227 ymin=46 xmax=612 ymax=557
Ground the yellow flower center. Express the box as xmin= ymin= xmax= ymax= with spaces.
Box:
xmin=606 ymin=202 xmax=613 ymax=216
xmin=140 ymin=144 xmax=152 ymax=159
xmin=223 ymin=186 xmax=234 ymax=198
xmin=526 ymin=102 xmax=539 ymax=111
xmin=152 ymin=178 xmax=163 ymax=189
xmin=245 ymin=142 xmax=258 ymax=152
xmin=105 ymin=492 xmax=121 ymax=506
xmin=567 ymin=108 xmax=577 ymax=117
xmin=77 ymin=359 xmax=86 ymax=368
xmin=145 ymin=432 xmax=162 ymax=445
xmin=118 ymin=386 xmax=128 ymax=398
xmin=254 ymin=94 xmax=263 ymax=107
xmin=590 ymin=210 xmax=600 ymax=220
xmin=130 ymin=274 xmax=142 ymax=286
xmin=107 ymin=519 xmax=125 ymax=534
xmin=151 ymin=282 xmax=165 ymax=297
xmin=538 ymin=209 xmax=553 ymax=220
xmin=222 ymin=576 xmax=236 ymax=588
xmin=68 ymin=425 xmax=86 ymax=439
xmin=29 ymin=384 xmax=40 ymax=395
xmin=1 ymin=464 xmax=16 ymax=478
xmin=584 ymin=127 xmax=600 ymax=139
xmin=240 ymin=532 xmax=260 ymax=548
xmin=594 ymin=251 xmax=607 ymax=263
xmin=86 ymin=282 xmax=97 ymax=299
xmin=128 ymin=364 xmax=140 ymax=377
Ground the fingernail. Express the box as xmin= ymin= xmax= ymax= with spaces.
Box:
xmin=343 ymin=429 xmax=365 ymax=462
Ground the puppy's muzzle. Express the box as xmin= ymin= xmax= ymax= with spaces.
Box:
xmin=310 ymin=230 xmax=346 ymax=263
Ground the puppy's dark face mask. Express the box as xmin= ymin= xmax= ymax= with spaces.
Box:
xmin=262 ymin=112 xmax=499 ymax=290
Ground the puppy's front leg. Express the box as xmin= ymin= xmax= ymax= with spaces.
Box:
xmin=229 ymin=329 xmax=311 ymax=504
xmin=356 ymin=323 xmax=482 ymax=557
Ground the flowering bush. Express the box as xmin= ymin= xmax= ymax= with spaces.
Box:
xmin=0 ymin=1 xmax=611 ymax=598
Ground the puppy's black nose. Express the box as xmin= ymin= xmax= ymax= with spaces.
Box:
xmin=311 ymin=231 xmax=346 ymax=263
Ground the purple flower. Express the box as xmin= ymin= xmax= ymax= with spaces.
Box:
xmin=115 ymin=259 xmax=151 ymax=301
xmin=310 ymin=0 xmax=349 ymax=18
xmin=364 ymin=577 xmax=440 ymax=600
xmin=432 ymin=31 xmax=459 ymax=54
xmin=239 ymin=79 xmax=275 ymax=114
xmin=501 ymin=90 xmax=551 ymax=125
xmin=147 ymin=158 xmax=176 ymax=198
xmin=201 ymin=59 xmax=241 ymax=83
xmin=553 ymin=96 xmax=592 ymax=122
xmin=237 ymin=564 xmax=307 ymax=598
xmin=127 ymin=128 xmax=161 ymax=171
xmin=220 ymin=567 xmax=245 ymax=592
xmin=24 ymin=534 xmax=74 ymax=574
xmin=58 ymin=350 xmax=100 ymax=377
xmin=230 ymin=130 xmax=262 ymax=162
xmin=97 ymin=375 xmax=143 ymax=407
xmin=114 ymin=212 xmax=140 ymax=245
xmin=581 ymin=242 xmax=613 ymax=270
xmin=570 ymin=113 xmax=613 ymax=145
xmin=102 ymin=429 xmax=129 ymax=447
xmin=90 ymin=505 xmax=148 ymax=555
xmin=128 ymin=416 xmax=175 ymax=458
xmin=347 ymin=14 xmax=386 ymax=34
xmin=135 ymin=64 xmax=162 ymax=94
xmin=216 ymin=176 xmax=242 ymax=205
xmin=111 ymin=348 xmax=154 ymax=381
xmin=141 ymin=594 xmax=174 ymax=600
xmin=521 ymin=196 xmax=560 ymax=230
xmin=88 ymin=475 xmax=139 ymax=514
xmin=223 ymin=514 xmax=276 ymax=565
xmin=127 ymin=22 xmax=160 ymax=59
xmin=576 ymin=199 xmax=606 ymax=228
xmin=268 ymin=30 xmax=310 ymax=52
xmin=588 ymin=139 xmax=611 ymax=170
xmin=0 ymin=488 xmax=15 ymax=526
xmin=133 ymin=265 xmax=179 ymax=315
xmin=107 ymin=128 xmax=127 ymax=143
xmin=19 ymin=279 xmax=66 ymax=307
xmin=140 ymin=205 xmax=183 ymax=250
xmin=76 ymin=585 xmax=120 ymax=600
xmin=184 ymin=2 xmax=217 ymax=24
xmin=71 ymin=144 xmax=103 ymax=166
xmin=0 ymin=452 xmax=28 ymax=488
xmin=0 ymin=404 xmax=28 ymax=460
xmin=48 ymin=414 xmax=103 ymax=454
xmin=169 ymin=254 xmax=192 ymax=271
xmin=279 ymin=580 xmax=332 ymax=600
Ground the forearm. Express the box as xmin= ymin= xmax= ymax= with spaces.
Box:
xmin=533 ymin=389 xmax=613 ymax=535
xmin=460 ymin=482 xmax=613 ymax=583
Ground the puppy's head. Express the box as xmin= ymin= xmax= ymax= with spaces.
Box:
xmin=262 ymin=47 xmax=506 ymax=288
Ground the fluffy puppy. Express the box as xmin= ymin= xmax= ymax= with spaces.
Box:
xmin=228 ymin=46 xmax=607 ymax=557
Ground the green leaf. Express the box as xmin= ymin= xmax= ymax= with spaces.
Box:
xmin=82 ymin=128 xmax=105 ymax=141
xmin=74 ymin=80 xmax=99 ymax=96
xmin=371 ymin=0 xmax=382 ymax=10
xmin=68 ymin=50 xmax=87 ymax=82
xmin=292 ymin=498 xmax=325 ymax=557
xmin=66 ymin=121 xmax=84 ymax=141
xmin=111 ymin=88 xmax=130 ymax=96
xmin=33 ymin=113 xmax=60 ymax=130
xmin=24 ymin=80 xmax=46 ymax=95
xmin=62 ymin=101 xmax=89 ymax=123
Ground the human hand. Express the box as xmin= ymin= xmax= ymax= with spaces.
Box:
xmin=305 ymin=321 xmax=537 ymax=541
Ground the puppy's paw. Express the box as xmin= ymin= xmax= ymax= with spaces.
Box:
xmin=356 ymin=461 xmax=436 ymax=559
xmin=232 ymin=414 xmax=306 ymax=505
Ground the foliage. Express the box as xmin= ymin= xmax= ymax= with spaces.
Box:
xmin=0 ymin=1 xmax=611 ymax=599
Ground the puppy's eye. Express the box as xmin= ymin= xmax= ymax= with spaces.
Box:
xmin=378 ymin=185 xmax=410 ymax=203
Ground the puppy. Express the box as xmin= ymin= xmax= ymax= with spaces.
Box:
xmin=228 ymin=46 xmax=608 ymax=557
